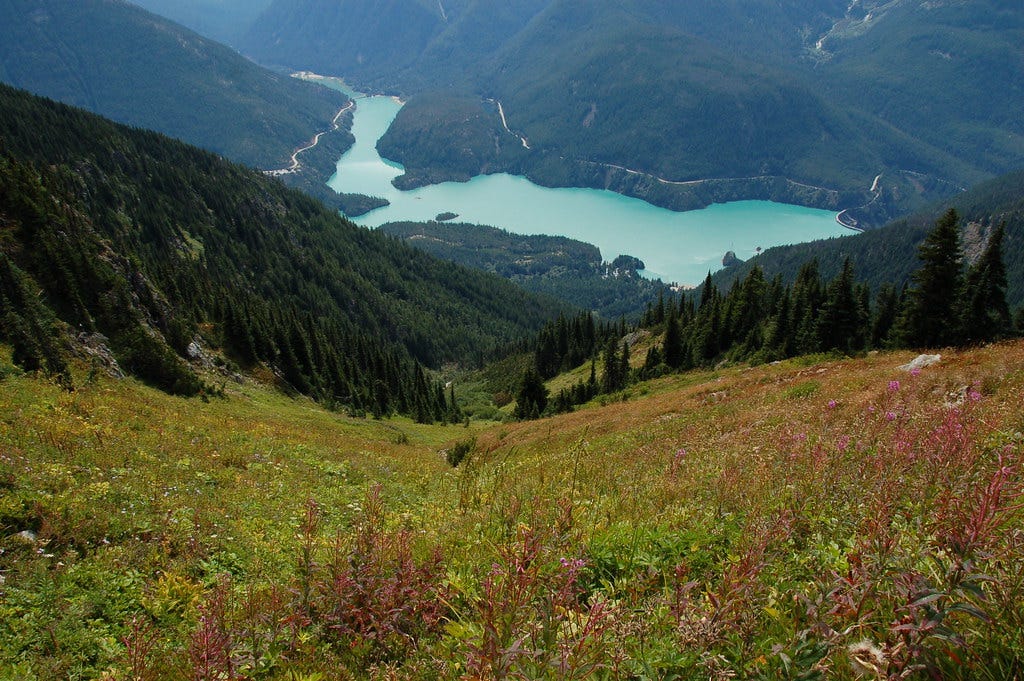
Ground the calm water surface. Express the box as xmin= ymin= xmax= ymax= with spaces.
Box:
xmin=313 ymin=76 xmax=851 ymax=286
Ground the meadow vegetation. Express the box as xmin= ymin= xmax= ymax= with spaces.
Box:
xmin=2 ymin=339 xmax=1022 ymax=679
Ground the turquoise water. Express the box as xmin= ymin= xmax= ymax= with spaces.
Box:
xmin=315 ymin=76 xmax=851 ymax=287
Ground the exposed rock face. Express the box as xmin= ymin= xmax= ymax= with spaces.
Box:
xmin=75 ymin=333 xmax=125 ymax=378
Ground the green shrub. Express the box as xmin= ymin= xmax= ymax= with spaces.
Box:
xmin=445 ymin=437 xmax=476 ymax=468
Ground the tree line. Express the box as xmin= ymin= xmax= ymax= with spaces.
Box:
xmin=0 ymin=84 xmax=567 ymax=422
xmin=517 ymin=208 xmax=1019 ymax=419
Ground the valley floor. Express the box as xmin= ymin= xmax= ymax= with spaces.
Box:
xmin=1 ymin=342 xmax=1023 ymax=678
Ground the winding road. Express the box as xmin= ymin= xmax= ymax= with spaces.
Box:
xmin=264 ymin=100 xmax=354 ymax=177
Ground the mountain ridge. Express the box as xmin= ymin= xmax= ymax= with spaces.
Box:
xmin=0 ymin=83 xmax=567 ymax=416
xmin=241 ymin=0 xmax=1022 ymax=225
xmin=0 ymin=0 xmax=349 ymax=171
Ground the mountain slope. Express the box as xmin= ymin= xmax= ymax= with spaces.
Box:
xmin=709 ymin=170 xmax=1024 ymax=308
xmin=820 ymin=0 xmax=1024 ymax=176
xmin=241 ymin=0 xmax=1022 ymax=224
xmin=3 ymin=333 xmax=1024 ymax=676
xmin=126 ymin=0 xmax=274 ymax=44
xmin=0 ymin=84 xmax=565 ymax=414
xmin=379 ymin=220 xmax=669 ymax=319
xmin=0 ymin=0 xmax=347 ymax=170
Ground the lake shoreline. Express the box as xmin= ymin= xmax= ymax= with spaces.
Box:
xmin=304 ymin=74 xmax=849 ymax=287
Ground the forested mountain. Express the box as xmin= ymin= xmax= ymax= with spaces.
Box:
xmin=126 ymin=0 xmax=273 ymax=45
xmin=515 ymin=204 xmax=1020 ymax=418
xmin=0 ymin=0 xmax=348 ymax=170
xmin=709 ymin=170 xmax=1024 ymax=309
xmin=380 ymin=220 xmax=669 ymax=318
xmin=0 ymin=85 xmax=565 ymax=418
xmin=242 ymin=0 xmax=1023 ymax=226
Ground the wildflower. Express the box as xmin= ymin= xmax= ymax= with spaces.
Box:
xmin=828 ymin=399 xmax=837 ymax=409
xmin=669 ymin=448 xmax=687 ymax=478
xmin=969 ymin=390 xmax=982 ymax=403
xmin=837 ymin=435 xmax=851 ymax=452
xmin=847 ymin=640 xmax=885 ymax=678
xmin=885 ymin=411 xmax=897 ymax=422
xmin=888 ymin=380 xmax=900 ymax=392
xmin=910 ymin=367 xmax=922 ymax=377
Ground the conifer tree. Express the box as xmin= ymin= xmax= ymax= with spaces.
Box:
xmin=870 ymin=283 xmax=900 ymax=348
xmin=618 ymin=339 xmax=631 ymax=387
xmin=514 ymin=367 xmax=548 ymax=419
xmin=897 ymin=208 xmax=964 ymax=348
xmin=767 ymin=287 xmax=792 ymax=358
xmin=728 ymin=266 xmax=767 ymax=350
xmin=601 ymin=336 xmax=621 ymax=393
xmin=818 ymin=258 xmax=861 ymax=354
xmin=663 ymin=305 xmax=685 ymax=369
xmin=960 ymin=222 xmax=1010 ymax=344
xmin=698 ymin=271 xmax=716 ymax=311
xmin=643 ymin=345 xmax=663 ymax=376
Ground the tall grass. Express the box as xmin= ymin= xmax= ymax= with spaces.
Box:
xmin=1 ymin=342 xmax=1022 ymax=678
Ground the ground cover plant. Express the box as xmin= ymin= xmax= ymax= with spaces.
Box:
xmin=1 ymin=339 xmax=1022 ymax=678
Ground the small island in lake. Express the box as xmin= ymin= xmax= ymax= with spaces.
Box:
xmin=435 ymin=212 xmax=459 ymax=222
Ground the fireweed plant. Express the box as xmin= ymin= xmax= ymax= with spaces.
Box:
xmin=0 ymin=343 xmax=1022 ymax=678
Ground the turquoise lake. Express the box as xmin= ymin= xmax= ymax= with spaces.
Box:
xmin=313 ymin=76 xmax=852 ymax=287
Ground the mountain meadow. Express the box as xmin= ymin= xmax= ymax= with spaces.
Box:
xmin=2 ymin=333 xmax=1023 ymax=678
xmin=2 ymin=83 xmax=1023 ymax=678
xmin=1 ymin=1 xmax=1024 ymax=679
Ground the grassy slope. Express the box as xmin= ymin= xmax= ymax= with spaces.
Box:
xmin=2 ymin=339 xmax=1023 ymax=677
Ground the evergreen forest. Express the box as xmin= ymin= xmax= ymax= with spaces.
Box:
xmin=0 ymin=84 xmax=565 ymax=421
xmin=519 ymin=208 xmax=1022 ymax=419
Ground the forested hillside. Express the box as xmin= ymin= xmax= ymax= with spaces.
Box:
xmin=0 ymin=0 xmax=348 ymax=170
xmin=242 ymin=0 xmax=1022 ymax=225
xmin=380 ymin=221 xmax=668 ymax=318
xmin=0 ymin=85 xmax=565 ymax=419
xmin=506 ymin=207 xmax=1019 ymax=419
xmin=710 ymin=170 xmax=1024 ymax=308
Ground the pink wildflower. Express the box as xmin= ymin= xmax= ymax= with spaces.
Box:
xmin=888 ymin=380 xmax=900 ymax=392
xmin=828 ymin=399 xmax=838 ymax=409
xmin=669 ymin=448 xmax=686 ymax=478
xmin=885 ymin=411 xmax=897 ymax=421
